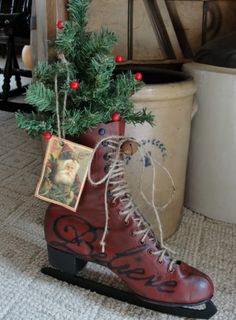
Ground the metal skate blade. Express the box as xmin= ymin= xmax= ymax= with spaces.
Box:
xmin=41 ymin=267 xmax=217 ymax=319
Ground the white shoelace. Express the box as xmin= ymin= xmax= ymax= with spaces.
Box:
xmin=87 ymin=136 xmax=176 ymax=272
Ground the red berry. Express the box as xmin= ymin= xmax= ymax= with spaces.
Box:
xmin=57 ymin=20 xmax=64 ymax=29
xmin=115 ymin=55 xmax=125 ymax=63
xmin=135 ymin=72 xmax=143 ymax=81
xmin=70 ymin=81 xmax=80 ymax=90
xmin=112 ymin=112 xmax=120 ymax=122
xmin=43 ymin=132 xmax=52 ymax=140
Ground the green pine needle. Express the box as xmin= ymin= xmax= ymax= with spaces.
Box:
xmin=86 ymin=28 xmax=118 ymax=57
xmin=16 ymin=112 xmax=55 ymax=137
xmin=55 ymin=21 xmax=77 ymax=60
xmin=67 ymin=0 xmax=91 ymax=29
xmin=26 ymin=82 xmax=55 ymax=112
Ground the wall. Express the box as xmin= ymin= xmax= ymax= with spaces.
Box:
xmin=38 ymin=0 xmax=236 ymax=64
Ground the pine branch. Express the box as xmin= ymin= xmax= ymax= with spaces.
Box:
xmin=85 ymin=28 xmax=118 ymax=57
xmin=75 ymin=35 xmax=117 ymax=82
xmin=25 ymin=82 xmax=55 ymax=112
xmin=67 ymin=0 xmax=91 ymax=29
xmin=63 ymin=109 xmax=104 ymax=136
xmin=125 ymin=108 xmax=155 ymax=126
xmin=55 ymin=21 xmax=77 ymax=60
xmin=87 ymin=54 xmax=116 ymax=95
xmin=33 ymin=62 xmax=55 ymax=83
xmin=113 ymin=71 xmax=144 ymax=98
xmin=16 ymin=112 xmax=55 ymax=137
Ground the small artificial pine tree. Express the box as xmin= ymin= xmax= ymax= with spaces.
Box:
xmin=16 ymin=0 xmax=154 ymax=139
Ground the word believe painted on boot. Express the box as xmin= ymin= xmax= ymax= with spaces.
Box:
xmin=50 ymin=214 xmax=177 ymax=294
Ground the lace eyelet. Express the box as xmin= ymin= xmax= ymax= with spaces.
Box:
xmin=139 ymin=239 xmax=145 ymax=245
xmin=102 ymin=141 xmax=108 ymax=147
xmin=123 ymin=219 xmax=129 ymax=226
xmin=103 ymin=153 xmax=110 ymax=161
xmin=130 ymin=231 xmax=136 ymax=237
xmin=104 ymin=165 xmax=110 ymax=173
xmin=158 ymin=259 xmax=163 ymax=264
xmin=168 ymin=268 xmax=175 ymax=273
xmin=147 ymin=248 xmax=153 ymax=255
xmin=110 ymin=201 xmax=116 ymax=207
xmin=98 ymin=128 xmax=106 ymax=136
xmin=107 ymin=191 xmax=113 ymax=198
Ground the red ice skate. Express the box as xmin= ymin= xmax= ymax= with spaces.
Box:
xmin=42 ymin=120 xmax=217 ymax=319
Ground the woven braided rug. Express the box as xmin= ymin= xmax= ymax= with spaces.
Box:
xmin=0 ymin=111 xmax=235 ymax=320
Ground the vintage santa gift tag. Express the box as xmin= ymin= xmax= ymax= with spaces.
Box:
xmin=35 ymin=136 xmax=93 ymax=211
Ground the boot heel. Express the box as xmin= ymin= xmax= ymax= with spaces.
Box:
xmin=47 ymin=245 xmax=87 ymax=274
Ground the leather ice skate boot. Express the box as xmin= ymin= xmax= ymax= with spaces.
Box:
xmin=43 ymin=120 xmax=217 ymax=319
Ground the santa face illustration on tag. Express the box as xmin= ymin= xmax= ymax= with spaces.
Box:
xmin=54 ymin=159 xmax=80 ymax=186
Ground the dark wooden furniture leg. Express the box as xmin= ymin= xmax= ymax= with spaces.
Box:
xmin=2 ymin=35 xmax=13 ymax=101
